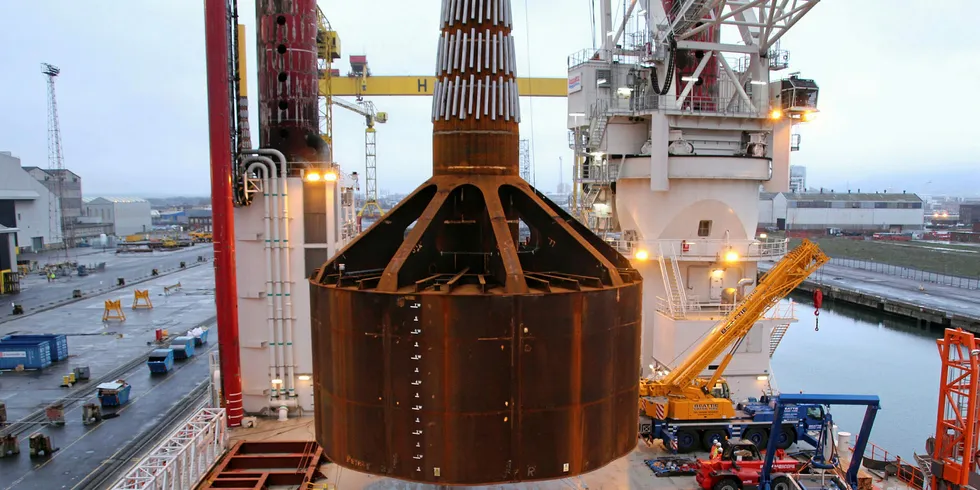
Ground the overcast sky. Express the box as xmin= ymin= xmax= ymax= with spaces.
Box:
xmin=0 ymin=1 xmax=976 ymax=197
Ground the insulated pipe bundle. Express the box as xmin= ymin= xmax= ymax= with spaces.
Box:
xmin=242 ymin=150 xmax=297 ymax=403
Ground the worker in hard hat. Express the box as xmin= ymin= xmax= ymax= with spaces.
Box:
xmin=710 ymin=441 xmax=723 ymax=459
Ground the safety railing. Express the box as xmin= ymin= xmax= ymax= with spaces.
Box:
xmin=849 ymin=441 xmax=925 ymax=490
xmin=829 ymin=257 xmax=979 ymax=290
xmin=655 ymin=297 xmax=797 ymax=322
xmin=110 ymin=408 xmax=228 ymax=490
xmin=764 ymin=300 xmax=796 ymax=321
xmin=657 ymin=238 xmax=789 ymax=261
xmin=606 ymin=238 xmax=788 ymax=260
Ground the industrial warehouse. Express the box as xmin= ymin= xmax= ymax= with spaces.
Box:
xmin=0 ymin=1 xmax=978 ymax=490
xmin=759 ymin=191 xmax=925 ymax=233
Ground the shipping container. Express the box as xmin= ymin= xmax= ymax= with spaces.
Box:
xmin=2 ymin=334 xmax=69 ymax=361
xmin=0 ymin=341 xmax=53 ymax=370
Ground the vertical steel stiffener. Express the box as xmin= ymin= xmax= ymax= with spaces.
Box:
xmin=309 ymin=0 xmax=643 ymax=484
xmin=256 ymin=0 xmax=322 ymax=167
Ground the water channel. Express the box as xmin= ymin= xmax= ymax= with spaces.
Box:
xmin=772 ymin=293 xmax=943 ymax=460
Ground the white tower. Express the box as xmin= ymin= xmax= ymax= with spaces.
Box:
xmin=567 ymin=0 xmax=821 ymax=401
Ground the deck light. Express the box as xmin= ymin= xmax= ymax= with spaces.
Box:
xmin=634 ymin=250 xmax=649 ymax=261
xmin=324 ymin=171 xmax=338 ymax=182
xmin=769 ymin=109 xmax=782 ymax=120
xmin=305 ymin=172 xmax=321 ymax=182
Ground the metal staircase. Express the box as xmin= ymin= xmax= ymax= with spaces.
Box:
xmin=769 ymin=323 xmax=790 ymax=357
xmin=913 ymin=453 xmax=933 ymax=490
xmin=658 ymin=243 xmax=688 ymax=319
xmin=586 ymin=100 xmax=609 ymax=151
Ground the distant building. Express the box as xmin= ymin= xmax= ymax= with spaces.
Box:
xmin=83 ymin=197 xmax=152 ymax=236
xmin=0 ymin=225 xmax=16 ymax=273
xmin=759 ymin=191 xmax=924 ymax=233
xmin=0 ymin=152 xmax=62 ymax=251
xmin=789 ymin=165 xmax=807 ymax=193
xmin=960 ymin=204 xmax=980 ymax=230
xmin=186 ymin=209 xmax=212 ymax=232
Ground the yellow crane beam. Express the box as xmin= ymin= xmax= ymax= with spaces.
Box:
xmin=320 ymin=76 xmax=567 ymax=97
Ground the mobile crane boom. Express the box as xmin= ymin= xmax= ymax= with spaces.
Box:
xmin=642 ymin=239 xmax=829 ymax=420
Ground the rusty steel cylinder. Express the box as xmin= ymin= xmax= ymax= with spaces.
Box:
xmin=309 ymin=0 xmax=643 ymax=485
xmin=256 ymin=0 xmax=322 ymax=165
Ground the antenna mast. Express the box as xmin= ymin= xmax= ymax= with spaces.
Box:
xmin=42 ymin=63 xmax=71 ymax=255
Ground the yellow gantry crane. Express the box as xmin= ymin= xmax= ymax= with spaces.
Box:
xmin=640 ymin=240 xmax=830 ymax=421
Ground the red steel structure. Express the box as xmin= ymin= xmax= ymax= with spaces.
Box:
xmin=199 ymin=441 xmax=325 ymax=489
xmin=310 ymin=0 xmax=642 ymax=484
xmin=256 ymin=0 xmax=322 ymax=166
xmin=933 ymin=328 xmax=980 ymax=489
xmin=204 ymin=0 xmax=244 ymax=426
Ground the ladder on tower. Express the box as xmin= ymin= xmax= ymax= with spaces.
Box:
xmin=658 ymin=243 xmax=688 ymax=319
xmin=769 ymin=323 xmax=790 ymax=357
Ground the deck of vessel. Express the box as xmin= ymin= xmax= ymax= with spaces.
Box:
xmin=227 ymin=417 xmax=923 ymax=490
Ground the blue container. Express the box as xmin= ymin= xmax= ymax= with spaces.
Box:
xmin=147 ymin=349 xmax=174 ymax=374
xmin=172 ymin=336 xmax=196 ymax=359
xmin=97 ymin=381 xmax=131 ymax=407
xmin=2 ymin=334 xmax=69 ymax=361
xmin=0 ymin=341 xmax=53 ymax=370
xmin=194 ymin=328 xmax=209 ymax=346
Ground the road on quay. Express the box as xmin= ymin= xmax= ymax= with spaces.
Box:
xmin=5 ymin=245 xmax=214 ymax=318
xmin=0 ymin=339 xmax=217 ymax=490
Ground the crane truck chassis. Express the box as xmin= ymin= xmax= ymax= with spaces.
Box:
xmin=641 ymin=402 xmax=829 ymax=453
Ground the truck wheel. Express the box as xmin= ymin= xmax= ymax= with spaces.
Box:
xmin=772 ymin=475 xmax=794 ymax=490
xmin=713 ymin=477 xmax=740 ymax=490
xmin=676 ymin=429 xmax=700 ymax=453
xmin=702 ymin=429 xmax=727 ymax=449
xmin=743 ymin=428 xmax=769 ymax=448
xmin=776 ymin=425 xmax=796 ymax=450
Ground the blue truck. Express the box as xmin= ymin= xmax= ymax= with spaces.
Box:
xmin=640 ymin=399 xmax=830 ymax=453
xmin=146 ymin=349 xmax=175 ymax=374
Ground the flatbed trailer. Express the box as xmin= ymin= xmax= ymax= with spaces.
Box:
xmin=640 ymin=402 xmax=827 ymax=453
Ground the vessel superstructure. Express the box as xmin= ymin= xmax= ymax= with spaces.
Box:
xmin=566 ymin=0 xmax=821 ymax=400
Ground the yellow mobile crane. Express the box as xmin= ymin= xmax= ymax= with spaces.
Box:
xmin=639 ymin=240 xmax=828 ymax=450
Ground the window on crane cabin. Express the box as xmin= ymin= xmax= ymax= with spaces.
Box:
xmin=698 ymin=220 xmax=712 ymax=237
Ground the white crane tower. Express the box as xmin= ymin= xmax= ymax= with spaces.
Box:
xmin=567 ymin=0 xmax=821 ymax=401
xmin=331 ymin=97 xmax=387 ymax=232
